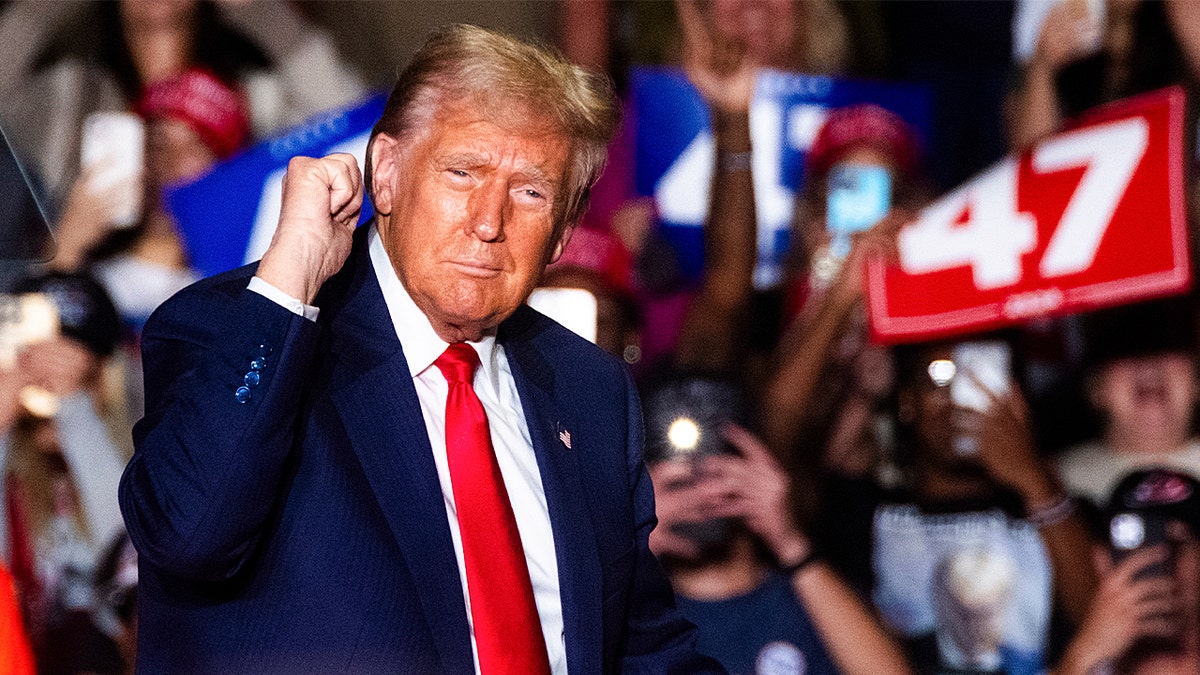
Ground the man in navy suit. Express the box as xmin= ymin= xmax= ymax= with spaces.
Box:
xmin=119 ymin=24 xmax=722 ymax=675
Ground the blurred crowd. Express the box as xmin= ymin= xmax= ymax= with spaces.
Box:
xmin=3 ymin=1 xmax=1200 ymax=674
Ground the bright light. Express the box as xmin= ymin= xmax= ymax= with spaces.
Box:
xmin=928 ymin=359 xmax=957 ymax=387
xmin=19 ymin=385 xmax=58 ymax=418
xmin=667 ymin=417 xmax=701 ymax=452
xmin=1110 ymin=513 xmax=1145 ymax=550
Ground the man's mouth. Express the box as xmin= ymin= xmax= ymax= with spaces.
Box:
xmin=448 ymin=260 xmax=502 ymax=278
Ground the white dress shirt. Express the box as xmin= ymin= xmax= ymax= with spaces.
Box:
xmin=249 ymin=225 xmax=566 ymax=675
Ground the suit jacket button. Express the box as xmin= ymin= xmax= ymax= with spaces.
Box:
xmin=250 ymin=357 xmax=267 ymax=371
xmin=244 ymin=371 xmax=261 ymax=387
xmin=235 ymin=386 xmax=251 ymax=403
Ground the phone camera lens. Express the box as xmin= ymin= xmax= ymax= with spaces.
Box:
xmin=1111 ymin=513 xmax=1146 ymax=550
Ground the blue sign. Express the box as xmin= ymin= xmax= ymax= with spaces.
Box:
xmin=633 ymin=67 xmax=931 ymax=288
xmin=167 ymin=93 xmax=386 ymax=279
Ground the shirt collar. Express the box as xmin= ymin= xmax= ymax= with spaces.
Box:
xmin=367 ymin=225 xmax=500 ymax=386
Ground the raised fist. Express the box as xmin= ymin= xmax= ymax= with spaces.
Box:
xmin=256 ymin=153 xmax=363 ymax=304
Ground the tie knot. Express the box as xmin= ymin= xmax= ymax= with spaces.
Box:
xmin=435 ymin=343 xmax=481 ymax=384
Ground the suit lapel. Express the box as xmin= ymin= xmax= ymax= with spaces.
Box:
xmin=501 ymin=309 xmax=603 ymax=675
xmin=324 ymin=229 xmax=473 ymax=675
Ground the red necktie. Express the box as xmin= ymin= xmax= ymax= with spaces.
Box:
xmin=435 ymin=343 xmax=551 ymax=675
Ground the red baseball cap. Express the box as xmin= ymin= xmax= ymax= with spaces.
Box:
xmin=136 ymin=68 xmax=250 ymax=159
xmin=805 ymin=104 xmax=921 ymax=179
xmin=545 ymin=227 xmax=634 ymax=298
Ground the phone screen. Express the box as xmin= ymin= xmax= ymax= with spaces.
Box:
xmin=950 ymin=342 xmax=1012 ymax=413
xmin=948 ymin=341 xmax=1012 ymax=455
xmin=826 ymin=163 xmax=891 ymax=257
xmin=1109 ymin=511 xmax=1179 ymax=648
xmin=81 ymin=112 xmax=145 ymax=229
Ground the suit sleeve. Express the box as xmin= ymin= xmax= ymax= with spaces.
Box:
xmin=119 ymin=281 xmax=320 ymax=582
xmin=617 ymin=369 xmax=727 ymax=675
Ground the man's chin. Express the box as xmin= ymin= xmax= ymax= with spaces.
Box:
xmin=426 ymin=306 xmax=516 ymax=343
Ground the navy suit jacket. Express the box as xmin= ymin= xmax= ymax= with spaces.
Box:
xmin=119 ymin=225 xmax=722 ymax=674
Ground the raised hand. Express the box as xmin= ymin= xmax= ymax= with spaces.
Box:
xmin=703 ymin=423 xmax=810 ymax=565
xmin=256 ymin=153 xmax=363 ymax=304
xmin=52 ymin=160 xmax=143 ymax=271
xmin=1056 ymin=546 xmax=1179 ymax=675
xmin=1031 ymin=1 xmax=1102 ymax=74
xmin=18 ymin=338 xmax=100 ymax=398
xmin=676 ymin=0 xmax=758 ymax=115
xmin=647 ymin=458 xmax=726 ymax=559
xmin=953 ymin=374 xmax=1060 ymax=508
xmin=823 ymin=208 xmax=912 ymax=310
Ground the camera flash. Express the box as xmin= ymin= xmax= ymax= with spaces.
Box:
xmin=928 ymin=359 xmax=956 ymax=387
xmin=1110 ymin=513 xmax=1146 ymax=550
xmin=668 ymin=417 xmax=701 ymax=453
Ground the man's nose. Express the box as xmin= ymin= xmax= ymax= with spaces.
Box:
xmin=467 ymin=181 xmax=508 ymax=242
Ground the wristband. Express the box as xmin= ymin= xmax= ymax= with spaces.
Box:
xmin=780 ymin=552 xmax=820 ymax=578
xmin=719 ymin=151 xmax=753 ymax=173
xmin=1026 ymin=494 xmax=1076 ymax=529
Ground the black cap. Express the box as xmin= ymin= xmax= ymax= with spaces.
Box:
xmin=12 ymin=271 xmax=120 ymax=357
xmin=1108 ymin=468 xmax=1200 ymax=538
xmin=1082 ymin=296 xmax=1196 ymax=371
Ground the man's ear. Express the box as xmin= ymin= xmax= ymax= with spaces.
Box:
xmin=549 ymin=223 xmax=576 ymax=264
xmin=369 ymin=134 xmax=400 ymax=217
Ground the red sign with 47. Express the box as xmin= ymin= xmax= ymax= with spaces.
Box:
xmin=867 ymin=87 xmax=1189 ymax=344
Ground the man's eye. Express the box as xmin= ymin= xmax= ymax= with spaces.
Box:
xmin=525 ymin=189 xmax=544 ymax=200
xmin=448 ymin=169 xmax=470 ymax=178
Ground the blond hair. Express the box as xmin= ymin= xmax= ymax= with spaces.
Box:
xmin=365 ymin=24 xmax=619 ymax=227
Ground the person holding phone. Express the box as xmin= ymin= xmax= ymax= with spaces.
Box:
xmin=52 ymin=67 xmax=250 ymax=328
xmin=48 ymin=67 xmax=253 ymax=433
xmin=674 ymin=0 xmax=929 ymax=474
xmin=816 ymin=338 xmax=1097 ymax=675
xmin=0 ymin=271 xmax=129 ymax=673
xmin=0 ymin=0 xmax=364 ymax=206
xmin=670 ymin=0 xmax=858 ymax=377
xmin=1054 ymin=468 xmax=1200 ymax=675
xmin=757 ymin=104 xmax=928 ymax=472
xmin=643 ymin=375 xmax=912 ymax=675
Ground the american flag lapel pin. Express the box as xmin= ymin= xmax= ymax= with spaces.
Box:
xmin=556 ymin=422 xmax=572 ymax=450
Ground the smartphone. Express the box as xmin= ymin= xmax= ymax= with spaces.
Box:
xmin=527 ymin=287 xmax=598 ymax=344
xmin=1110 ymin=512 xmax=1170 ymax=576
xmin=950 ymin=342 xmax=1011 ymax=412
xmin=642 ymin=375 xmax=745 ymax=462
xmin=826 ymin=162 xmax=891 ymax=258
xmin=0 ymin=293 xmax=59 ymax=369
xmin=1110 ymin=512 xmax=1180 ymax=650
xmin=81 ymin=112 xmax=144 ymax=229
xmin=949 ymin=341 xmax=1012 ymax=455
xmin=642 ymin=375 xmax=745 ymax=549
